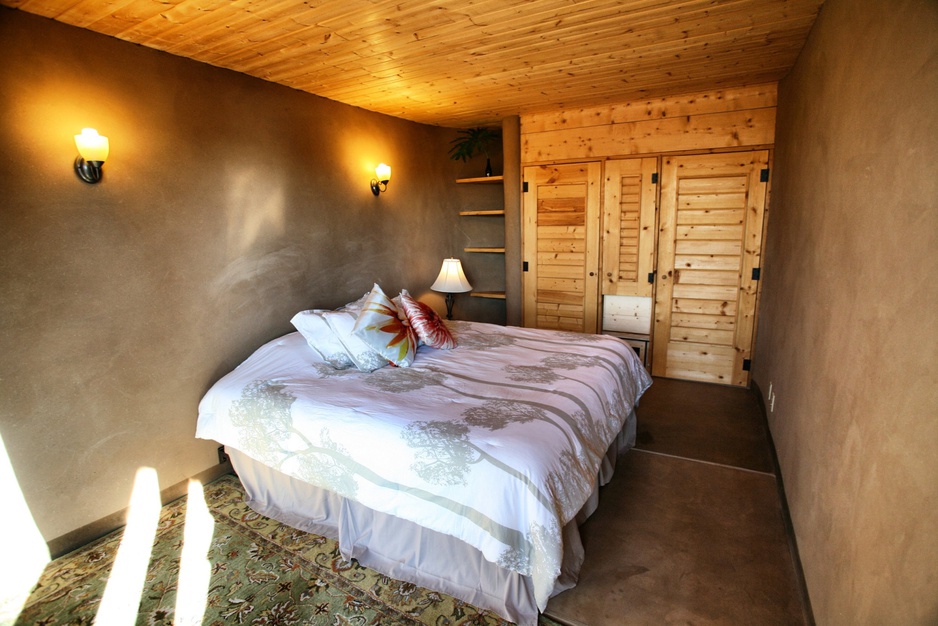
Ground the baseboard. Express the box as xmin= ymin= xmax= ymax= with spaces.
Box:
xmin=541 ymin=609 xmax=586 ymax=626
xmin=751 ymin=380 xmax=816 ymax=626
xmin=47 ymin=462 xmax=233 ymax=559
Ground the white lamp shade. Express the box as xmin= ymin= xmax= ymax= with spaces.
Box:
xmin=75 ymin=128 xmax=109 ymax=163
xmin=431 ymin=258 xmax=472 ymax=293
xmin=375 ymin=163 xmax=391 ymax=182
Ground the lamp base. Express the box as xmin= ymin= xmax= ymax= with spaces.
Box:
xmin=444 ymin=293 xmax=456 ymax=320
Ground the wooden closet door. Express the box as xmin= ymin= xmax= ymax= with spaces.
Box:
xmin=601 ymin=157 xmax=658 ymax=298
xmin=652 ymin=151 xmax=769 ymax=386
xmin=522 ymin=162 xmax=602 ymax=332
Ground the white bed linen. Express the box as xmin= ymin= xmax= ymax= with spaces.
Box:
xmin=197 ymin=321 xmax=651 ymax=619
xmin=227 ymin=416 xmax=635 ymax=626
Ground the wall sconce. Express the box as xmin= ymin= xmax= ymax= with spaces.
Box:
xmin=74 ymin=128 xmax=109 ymax=184
xmin=370 ymin=163 xmax=391 ymax=195
xmin=431 ymin=258 xmax=472 ymax=320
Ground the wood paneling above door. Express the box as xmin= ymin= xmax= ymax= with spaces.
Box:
xmin=521 ymin=85 xmax=777 ymax=163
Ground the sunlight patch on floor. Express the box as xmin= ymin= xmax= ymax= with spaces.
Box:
xmin=174 ymin=479 xmax=215 ymax=625
xmin=96 ymin=466 xmax=161 ymax=625
xmin=0 ymin=432 xmax=50 ymax=622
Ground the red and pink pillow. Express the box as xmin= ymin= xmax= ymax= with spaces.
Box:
xmin=399 ymin=289 xmax=457 ymax=350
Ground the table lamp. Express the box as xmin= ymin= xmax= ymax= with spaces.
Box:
xmin=430 ymin=258 xmax=472 ymax=320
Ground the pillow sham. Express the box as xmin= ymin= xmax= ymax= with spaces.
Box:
xmin=322 ymin=310 xmax=389 ymax=372
xmin=353 ymin=284 xmax=417 ymax=367
xmin=398 ymin=289 xmax=457 ymax=350
xmin=290 ymin=309 xmax=355 ymax=369
xmin=340 ymin=292 xmax=370 ymax=314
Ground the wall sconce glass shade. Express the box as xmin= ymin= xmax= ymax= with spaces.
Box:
xmin=74 ymin=128 xmax=109 ymax=184
xmin=431 ymin=258 xmax=472 ymax=320
xmin=371 ymin=163 xmax=391 ymax=195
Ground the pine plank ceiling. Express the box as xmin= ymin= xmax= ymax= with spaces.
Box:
xmin=4 ymin=0 xmax=824 ymax=127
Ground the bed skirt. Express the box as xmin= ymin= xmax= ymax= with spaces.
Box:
xmin=227 ymin=408 xmax=637 ymax=626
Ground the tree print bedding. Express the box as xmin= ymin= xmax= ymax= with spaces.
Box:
xmin=196 ymin=320 xmax=652 ymax=615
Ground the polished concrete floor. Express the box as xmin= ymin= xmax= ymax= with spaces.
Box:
xmin=544 ymin=378 xmax=809 ymax=625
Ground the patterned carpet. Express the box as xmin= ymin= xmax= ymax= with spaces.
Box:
xmin=16 ymin=474 xmax=561 ymax=625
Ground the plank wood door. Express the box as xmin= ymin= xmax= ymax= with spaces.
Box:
xmin=522 ymin=162 xmax=602 ymax=332
xmin=652 ymin=151 xmax=769 ymax=386
xmin=601 ymin=157 xmax=658 ymax=298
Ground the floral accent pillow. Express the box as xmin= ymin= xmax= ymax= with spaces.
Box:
xmin=352 ymin=284 xmax=417 ymax=367
xmin=399 ymin=289 xmax=457 ymax=350
xmin=290 ymin=309 xmax=355 ymax=369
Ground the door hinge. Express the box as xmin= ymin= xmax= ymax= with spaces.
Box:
xmin=522 ymin=181 xmax=529 ymax=192
xmin=647 ymin=271 xmax=656 ymax=284
xmin=523 ymin=261 xmax=529 ymax=272
xmin=743 ymin=359 xmax=752 ymax=371
xmin=760 ymin=168 xmax=770 ymax=183
xmin=651 ymin=172 xmax=659 ymax=185
xmin=752 ymin=267 xmax=761 ymax=280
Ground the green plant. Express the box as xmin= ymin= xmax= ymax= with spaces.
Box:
xmin=448 ymin=127 xmax=501 ymax=162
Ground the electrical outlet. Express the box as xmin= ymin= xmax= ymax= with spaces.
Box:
xmin=218 ymin=445 xmax=230 ymax=465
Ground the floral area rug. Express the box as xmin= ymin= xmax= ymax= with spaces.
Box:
xmin=15 ymin=474 xmax=563 ymax=626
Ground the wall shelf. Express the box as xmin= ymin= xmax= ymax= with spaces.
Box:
xmin=456 ymin=174 xmax=506 ymax=318
xmin=456 ymin=176 xmax=504 ymax=184
xmin=459 ymin=209 xmax=505 ymax=216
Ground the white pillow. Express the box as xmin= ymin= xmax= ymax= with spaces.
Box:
xmin=340 ymin=292 xmax=370 ymax=314
xmin=290 ymin=310 xmax=355 ymax=369
xmin=323 ymin=310 xmax=388 ymax=372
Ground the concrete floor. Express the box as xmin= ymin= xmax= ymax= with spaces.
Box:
xmin=544 ymin=377 xmax=809 ymax=625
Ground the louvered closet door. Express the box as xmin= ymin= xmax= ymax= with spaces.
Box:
xmin=653 ymin=151 xmax=768 ymax=386
xmin=522 ymin=162 xmax=602 ymax=333
xmin=602 ymin=157 xmax=658 ymax=298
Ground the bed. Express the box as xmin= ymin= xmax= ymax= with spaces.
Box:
xmin=196 ymin=290 xmax=651 ymax=625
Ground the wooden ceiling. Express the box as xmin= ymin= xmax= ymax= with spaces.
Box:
xmin=4 ymin=0 xmax=824 ymax=127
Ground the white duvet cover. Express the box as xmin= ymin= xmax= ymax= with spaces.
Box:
xmin=196 ymin=321 xmax=651 ymax=612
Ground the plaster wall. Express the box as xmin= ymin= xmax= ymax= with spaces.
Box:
xmin=753 ymin=0 xmax=938 ymax=622
xmin=0 ymin=7 xmax=501 ymax=547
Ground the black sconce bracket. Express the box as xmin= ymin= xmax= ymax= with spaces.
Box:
xmin=75 ymin=157 xmax=104 ymax=184
xmin=371 ymin=178 xmax=388 ymax=195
